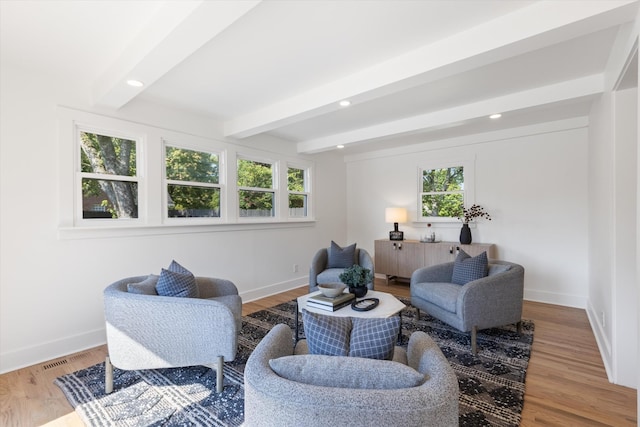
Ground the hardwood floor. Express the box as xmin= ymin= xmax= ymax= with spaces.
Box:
xmin=0 ymin=279 xmax=636 ymax=426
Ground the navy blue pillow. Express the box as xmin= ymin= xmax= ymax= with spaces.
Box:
xmin=452 ymin=250 xmax=488 ymax=285
xmin=328 ymin=241 xmax=356 ymax=268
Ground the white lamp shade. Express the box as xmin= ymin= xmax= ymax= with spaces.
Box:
xmin=385 ymin=207 xmax=407 ymax=223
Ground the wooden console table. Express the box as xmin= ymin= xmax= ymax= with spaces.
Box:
xmin=374 ymin=239 xmax=495 ymax=283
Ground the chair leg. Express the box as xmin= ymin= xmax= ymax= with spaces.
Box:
xmin=517 ymin=321 xmax=523 ymax=334
xmin=216 ymin=356 xmax=224 ymax=393
xmin=471 ymin=326 xmax=478 ymax=355
xmin=105 ymin=356 xmax=113 ymax=394
xmin=415 ymin=307 xmax=420 ymax=320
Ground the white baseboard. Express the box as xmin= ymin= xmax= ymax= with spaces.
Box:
xmin=523 ymin=289 xmax=587 ymax=309
xmin=239 ymin=276 xmax=308 ymax=303
xmin=0 ymin=328 xmax=106 ymax=375
xmin=586 ymin=300 xmax=614 ymax=383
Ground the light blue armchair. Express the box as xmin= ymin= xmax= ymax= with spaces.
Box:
xmin=410 ymin=260 xmax=524 ymax=354
xmin=103 ymin=275 xmax=242 ymax=393
xmin=308 ymin=247 xmax=375 ymax=292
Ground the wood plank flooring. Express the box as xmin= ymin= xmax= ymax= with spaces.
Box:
xmin=0 ymin=279 xmax=636 ymax=426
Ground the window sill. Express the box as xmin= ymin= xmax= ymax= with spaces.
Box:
xmin=58 ymin=219 xmax=316 ymax=240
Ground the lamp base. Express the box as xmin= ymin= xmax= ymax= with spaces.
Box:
xmin=389 ymin=231 xmax=404 ymax=241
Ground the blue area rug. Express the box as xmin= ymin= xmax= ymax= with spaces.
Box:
xmin=56 ymin=297 xmax=534 ymax=426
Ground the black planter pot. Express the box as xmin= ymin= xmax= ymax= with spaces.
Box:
xmin=349 ymin=286 xmax=368 ymax=298
xmin=460 ymin=223 xmax=472 ymax=244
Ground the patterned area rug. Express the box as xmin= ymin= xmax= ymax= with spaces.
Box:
xmin=56 ymin=297 xmax=534 ymax=426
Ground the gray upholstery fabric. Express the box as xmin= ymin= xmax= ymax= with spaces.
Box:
xmin=244 ymin=324 xmax=459 ymax=427
xmin=104 ymin=276 xmax=241 ymax=371
xmin=410 ymin=260 xmax=524 ymax=333
xmin=268 ymin=354 xmax=425 ymax=389
xmin=127 ymin=274 xmax=159 ymax=295
xmin=308 ymin=247 xmax=375 ymax=292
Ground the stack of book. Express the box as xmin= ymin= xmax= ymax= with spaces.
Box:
xmin=306 ymin=292 xmax=355 ymax=312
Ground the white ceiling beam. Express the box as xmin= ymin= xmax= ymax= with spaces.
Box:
xmin=296 ymin=74 xmax=604 ymax=154
xmin=224 ymin=0 xmax=637 ymax=139
xmin=93 ymin=0 xmax=261 ymax=109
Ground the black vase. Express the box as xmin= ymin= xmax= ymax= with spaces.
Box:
xmin=349 ymin=286 xmax=368 ymax=298
xmin=460 ymin=223 xmax=472 ymax=244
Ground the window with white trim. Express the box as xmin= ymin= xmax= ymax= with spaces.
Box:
xmin=287 ymin=165 xmax=309 ymax=218
xmin=237 ymin=157 xmax=275 ymax=218
xmin=419 ymin=166 xmax=465 ymax=220
xmin=78 ymin=130 xmax=140 ymax=220
xmin=165 ymin=145 xmax=222 ymax=218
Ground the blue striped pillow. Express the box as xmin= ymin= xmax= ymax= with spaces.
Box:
xmin=156 ymin=261 xmax=198 ymax=298
xmin=349 ymin=316 xmax=400 ymax=360
xmin=302 ymin=309 xmax=352 ymax=356
xmin=452 ymin=250 xmax=488 ymax=285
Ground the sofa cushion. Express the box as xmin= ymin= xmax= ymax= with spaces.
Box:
xmin=269 ymin=354 xmax=425 ymax=389
xmin=302 ymin=309 xmax=352 ymax=356
xmin=327 ymin=241 xmax=356 ymax=268
xmin=488 ymin=263 xmax=512 ymax=276
xmin=452 ymin=250 xmax=488 ymax=285
xmin=349 ymin=316 xmax=400 ymax=360
xmin=412 ymin=282 xmax=461 ymax=313
xmin=127 ymin=275 xmax=159 ymax=295
xmin=156 ymin=268 xmax=198 ymax=298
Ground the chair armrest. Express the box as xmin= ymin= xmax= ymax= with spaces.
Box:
xmin=196 ymin=277 xmax=239 ymax=298
xmin=309 ymin=248 xmax=328 ymax=290
xmin=358 ymin=249 xmax=375 ymax=289
xmin=410 ymin=262 xmax=454 ymax=285
xmin=457 ymin=263 xmax=525 ymax=330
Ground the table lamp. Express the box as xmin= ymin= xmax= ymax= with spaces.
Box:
xmin=385 ymin=207 xmax=407 ymax=241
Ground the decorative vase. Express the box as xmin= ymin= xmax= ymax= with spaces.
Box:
xmin=460 ymin=223 xmax=472 ymax=244
xmin=349 ymin=286 xmax=368 ymax=298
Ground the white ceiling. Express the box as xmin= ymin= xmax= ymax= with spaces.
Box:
xmin=1 ymin=0 xmax=638 ymax=155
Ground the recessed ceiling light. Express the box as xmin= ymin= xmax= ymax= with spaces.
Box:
xmin=489 ymin=113 xmax=502 ymax=119
xmin=336 ymin=145 xmax=345 ymax=149
xmin=339 ymin=100 xmax=351 ymax=107
xmin=126 ymin=79 xmax=144 ymax=87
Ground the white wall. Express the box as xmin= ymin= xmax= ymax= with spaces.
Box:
xmin=346 ymin=120 xmax=589 ymax=308
xmin=0 ymin=64 xmax=347 ymax=373
xmin=587 ymin=18 xmax=639 ymax=388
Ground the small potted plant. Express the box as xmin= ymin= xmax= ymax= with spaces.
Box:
xmin=339 ymin=265 xmax=373 ymax=298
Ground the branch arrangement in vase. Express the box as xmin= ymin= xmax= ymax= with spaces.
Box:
xmin=458 ymin=204 xmax=492 ymax=224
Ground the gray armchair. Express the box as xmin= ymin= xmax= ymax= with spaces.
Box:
xmin=103 ymin=275 xmax=242 ymax=393
xmin=244 ymin=324 xmax=459 ymax=427
xmin=410 ymin=260 xmax=524 ymax=354
xmin=308 ymin=247 xmax=375 ymax=292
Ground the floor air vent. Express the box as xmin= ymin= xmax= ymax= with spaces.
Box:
xmin=43 ymin=359 xmax=68 ymax=370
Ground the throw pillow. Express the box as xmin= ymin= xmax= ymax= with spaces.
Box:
xmin=349 ymin=316 xmax=401 ymax=360
xmin=451 ymin=250 xmax=488 ymax=285
xmin=168 ymin=259 xmax=192 ymax=275
xmin=269 ymin=355 xmax=425 ymax=389
xmin=156 ymin=268 xmax=198 ymax=298
xmin=302 ymin=309 xmax=352 ymax=356
xmin=327 ymin=241 xmax=357 ymax=268
xmin=127 ymin=274 xmax=159 ymax=295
